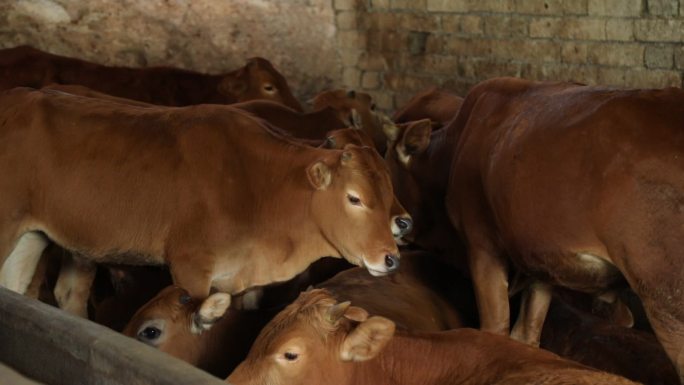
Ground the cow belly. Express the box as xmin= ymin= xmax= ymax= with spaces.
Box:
xmin=510 ymin=248 xmax=624 ymax=293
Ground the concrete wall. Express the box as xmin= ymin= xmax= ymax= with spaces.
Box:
xmin=0 ymin=0 xmax=342 ymax=102
xmin=337 ymin=0 xmax=684 ymax=110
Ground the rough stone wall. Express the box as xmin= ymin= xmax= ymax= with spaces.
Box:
xmin=336 ymin=0 xmax=684 ymax=110
xmin=0 ymin=0 xmax=341 ymax=102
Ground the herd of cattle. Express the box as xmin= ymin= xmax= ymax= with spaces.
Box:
xmin=0 ymin=45 xmax=682 ymax=385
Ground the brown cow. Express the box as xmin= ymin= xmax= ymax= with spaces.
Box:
xmin=124 ymin=252 xmax=462 ymax=376
xmin=311 ymin=90 xmax=395 ymax=154
xmin=227 ymin=289 xmax=638 ymax=385
xmin=541 ymin=296 xmax=679 ymax=385
xmin=392 ymin=87 xmax=464 ymax=128
xmin=0 ymin=46 xmax=302 ymax=110
xmin=385 ymin=77 xmax=684 ymax=382
xmin=0 ymin=87 xmax=400 ymax=319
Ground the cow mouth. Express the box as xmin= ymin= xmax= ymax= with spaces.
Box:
xmin=361 ymin=259 xmax=390 ymax=277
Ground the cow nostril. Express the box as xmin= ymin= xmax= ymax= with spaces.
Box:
xmin=384 ymin=254 xmax=399 ymax=270
xmin=395 ymin=217 xmax=412 ymax=233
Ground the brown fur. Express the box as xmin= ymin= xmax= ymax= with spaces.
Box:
xmin=385 ymin=77 xmax=684 ymax=381
xmin=312 ymin=90 xmax=393 ymax=154
xmin=228 ymin=290 xmax=639 ymax=385
xmin=0 ymin=46 xmax=302 ymax=110
xmin=392 ymin=87 xmax=464 ymax=128
xmin=0 ymin=87 xmax=399 ymax=310
xmin=122 ymin=253 xmax=460 ymax=376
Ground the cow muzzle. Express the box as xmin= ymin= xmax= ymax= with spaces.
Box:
xmin=364 ymin=253 xmax=400 ymax=276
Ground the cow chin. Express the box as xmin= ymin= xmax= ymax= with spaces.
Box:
xmin=362 ymin=259 xmax=392 ymax=277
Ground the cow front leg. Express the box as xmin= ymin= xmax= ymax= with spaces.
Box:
xmin=54 ymin=254 xmax=96 ymax=318
xmin=510 ymin=281 xmax=552 ymax=346
xmin=470 ymin=247 xmax=510 ymax=336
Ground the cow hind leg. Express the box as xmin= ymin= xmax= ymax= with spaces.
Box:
xmin=54 ymin=254 xmax=96 ymax=318
xmin=0 ymin=231 xmax=49 ymax=294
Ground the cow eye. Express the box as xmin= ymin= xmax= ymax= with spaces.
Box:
xmin=347 ymin=194 xmax=361 ymax=206
xmin=263 ymin=84 xmax=276 ymax=92
xmin=139 ymin=326 xmax=162 ymax=341
xmin=370 ymin=103 xmax=376 ymax=111
xmin=284 ymin=352 xmax=299 ymax=361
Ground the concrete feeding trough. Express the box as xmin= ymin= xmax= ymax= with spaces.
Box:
xmin=0 ymin=287 xmax=226 ymax=385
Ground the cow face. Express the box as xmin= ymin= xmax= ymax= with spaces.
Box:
xmin=227 ymin=289 xmax=395 ymax=385
xmin=219 ymin=57 xmax=303 ymax=112
xmin=308 ymin=144 xmax=400 ymax=276
xmin=123 ymin=286 xmax=230 ymax=365
xmin=312 ymin=89 xmax=397 ymax=154
xmin=383 ymin=119 xmax=433 ymax=245
xmin=323 ymin=128 xmax=413 ymax=244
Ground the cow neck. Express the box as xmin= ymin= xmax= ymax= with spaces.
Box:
xmin=425 ymin=127 xmax=453 ymax=194
xmin=225 ymin=137 xmax=341 ymax=287
xmin=350 ymin=330 xmax=486 ymax=385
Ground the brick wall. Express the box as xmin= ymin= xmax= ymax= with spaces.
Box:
xmin=334 ymin=0 xmax=684 ymax=110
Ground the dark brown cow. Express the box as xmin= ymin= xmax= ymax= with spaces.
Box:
xmin=392 ymin=87 xmax=464 ymax=128
xmin=542 ymin=297 xmax=679 ymax=385
xmin=227 ymin=289 xmax=638 ymax=385
xmin=311 ymin=90 xmax=395 ymax=154
xmin=124 ymin=252 xmax=462 ymax=376
xmin=0 ymin=87 xmax=400 ymax=319
xmin=385 ymin=77 xmax=684 ymax=381
xmin=0 ymin=46 xmax=302 ymax=110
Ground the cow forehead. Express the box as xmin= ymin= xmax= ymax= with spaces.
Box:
xmin=253 ymin=290 xmax=341 ymax=351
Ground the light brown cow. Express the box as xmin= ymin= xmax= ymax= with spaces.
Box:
xmin=311 ymin=90 xmax=395 ymax=154
xmin=0 ymin=87 xmax=400 ymax=318
xmin=227 ymin=289 xmax=638 ymax=385
xmin=392 ymin=87 xmax=464 ymax=128
xmin=0 ymin=46 xmax=303 ymax=110
xmin=385 ymin=77 xmax=684 ymax=382
xmin=124 ymin=252 xmax=462 ymax=376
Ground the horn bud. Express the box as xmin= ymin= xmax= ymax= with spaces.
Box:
xmin=327 ymin=301 xmax=351 ymax=323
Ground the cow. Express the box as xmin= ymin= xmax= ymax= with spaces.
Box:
xmin=392 ymin=87 xmax=464 ymax=129
xmin=0 ymin=46 xmax=303 ymax=110
xmin=541 ymin=296 xmax=680 ymax=385
xmin=384 ymin=77 xmax=684 ymax=382
xmin=227 ymin=289 xmax=639 ymax=385
xmin=311 ymin=90 xmax=395 ymax=154
xmin=123 ymin=252 xmax=463 ymax=377
xmin=0 ymin=87 xmax=401 ymax=319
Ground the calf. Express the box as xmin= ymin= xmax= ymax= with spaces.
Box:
xmin=227 ymin=289 xmax=638 ymax=385
xmin=0 ymin=46 xmax=302 ymax=110
xmin=311 ymin=90 xmax=395 ymax=154
xmin=123 ymin=252 xmax=462 ymax=376
xmin=385 ymin=77 xmax=684 ymax=381
xmin=0 ymin=87 xmax=400 ymax=318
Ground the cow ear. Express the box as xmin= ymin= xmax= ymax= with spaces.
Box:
xmin=400 ymin=119 xmax=432 ymax=155
xmin=343 ymin=305 xmax=369 ymax=322
xmin=307 ymin=161 xmax=332 ymax=190
xmin=340 ymin=316 xmax=395 ymax=362
xmin=384 ymin=121 xmax=403 ymax=142
xmin=192 ymin=293 xmax=231 ymax=334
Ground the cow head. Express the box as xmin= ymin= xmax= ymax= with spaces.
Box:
xmin=227 ymin=289 xmax=395 ymax=385
xmin=311 ymin=89 xmax=397 ymax=154
xmin=123 ymin=286 xmax=231 ymax=365
xmin=307 ymin=144 xmax=401 ymax=276
xmin=323 ymin=128 xmax=413 ymax=244
xmin=219 ymin=57 xmax=303 ymax=112
xmin=383 ymin=119 xmax=435 ymax=245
